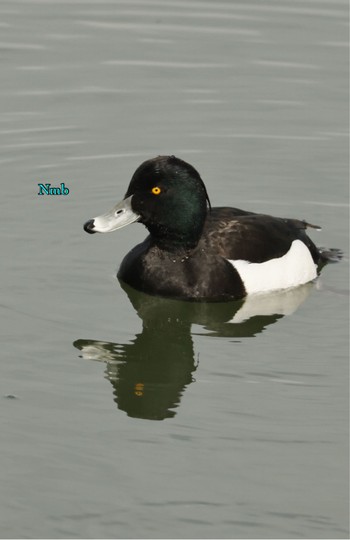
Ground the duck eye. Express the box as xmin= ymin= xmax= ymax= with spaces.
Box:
xmin=151 ymin=186 xmax=161 ymax=195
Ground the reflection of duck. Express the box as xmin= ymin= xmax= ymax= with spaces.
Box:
xmin=74 ymin=326 xmax=195 ymax=421
xmin=73 ymin=281 xmax=313 ymax=421
xmin=84 ymin=155 xmax=341 ymax=301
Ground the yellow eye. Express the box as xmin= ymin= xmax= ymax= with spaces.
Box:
xmin=151 ymin=186 xmax=161 ymax=195
xmin=134 ymin=382 xmax=144 ymax=397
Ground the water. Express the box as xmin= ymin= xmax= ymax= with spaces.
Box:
xmin=1 ymin=1 xmax=349 ymax=538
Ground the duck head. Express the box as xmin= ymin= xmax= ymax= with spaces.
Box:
xmin=84 ymin=155 xmax=211 ymax=250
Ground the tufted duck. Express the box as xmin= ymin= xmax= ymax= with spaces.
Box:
xmin=84 ymin=155 xmax=340 ymax=301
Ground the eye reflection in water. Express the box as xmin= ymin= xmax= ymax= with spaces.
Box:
xmin=73 ymin=281 xmax=313 ymax=421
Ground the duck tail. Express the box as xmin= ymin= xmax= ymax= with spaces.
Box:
xmin=302 ymin=219 xmax=322 ymax=231
xmin=299 ymin=220 xmax=343 ymax=267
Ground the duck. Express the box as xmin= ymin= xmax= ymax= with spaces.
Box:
xmin=84 ymin=155 xmax=339 ymax=302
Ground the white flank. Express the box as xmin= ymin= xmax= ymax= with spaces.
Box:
xmin=229 ymin=239 xmax=317 ymax=295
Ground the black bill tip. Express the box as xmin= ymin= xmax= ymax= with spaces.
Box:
xmin=84 ymin=219 xmax=96 ymax=234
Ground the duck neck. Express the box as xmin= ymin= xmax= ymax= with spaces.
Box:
xmin=147 ymin=218 xmax=205 ymax=253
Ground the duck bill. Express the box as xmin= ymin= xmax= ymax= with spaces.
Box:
xmin=84 ymin=195 xmax=140 ymax=234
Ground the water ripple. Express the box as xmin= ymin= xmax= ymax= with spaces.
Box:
xmin=103 ymin=59 xmax=230 ymax=69
xmin=78 ymin=20 xmax=260 ymax=37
